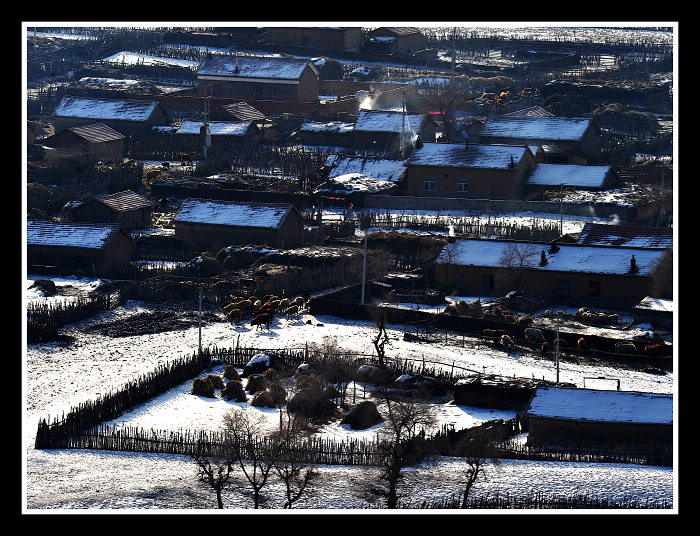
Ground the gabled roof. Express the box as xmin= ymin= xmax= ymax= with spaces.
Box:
xmin=54 ymin=96 xmax=161 ymax=122
xmin=196 ymin=54 xmax=319 ymax=81
xmin=176 ymin=120 xmax=252 ymax=136
xmin=527 ymin=163 xmax=613 ymax=189
xmin=436 ymin=237 xmax=667 ymax=277
xmin=525 ymin=386 xmax=672 ymax=425
xmin=314 ymin=173 xmax=396 ymax=197
xmin=578 ymin=222 xmax=673 ymax=249
xmin=480 ymin=116 xmax=595 ymax=142
xmin=27 ymin=221 xmax=128 ymax=250
xmin=505 ymin=105 xmax=554 ymax=118
xmin=95 ymin=190 xmax=153 ymax=213
xmin=354 ymin=110 xmax=425 ymax=134
xmin=301 ymin=120 xmax=354 ymax=134
xmin=407 ymin=142 xmax=531 ymax=170
xmin=66 ymin=122 xmax=125 ymax=143
xmin=172 ymin=199 xmax=296 ymax=229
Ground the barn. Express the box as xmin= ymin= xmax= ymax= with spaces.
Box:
xmin=53 ymin=96 xmax=169 ymax=138
xmin=403 ymin=142 xmax=537 ymax=199
xmin=26 ymin=220 xmax=133 ymax=275
xmin=524 ymin=386 xmax=673 ymax=445
xmin=172 ymin=199 xmax=305 ymax=249
xmin=70 ymin=190 xmax=154 ymax=230
xmin=478 ymin=116 xmax=602 ymax=164
xmin=196 ymin=54 xmax=320 ymax=102
xmin=42 ymin=122 xmax=125 ymax=164
xmin=433 ymin=237 xmax=669 ymax=305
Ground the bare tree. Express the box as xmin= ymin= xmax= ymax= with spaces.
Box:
xmin=191 ymin=450 xmax=235 ymax=509
xmin=497 ymin=242 xmax=539 ymax=291
xmin=454 ymin=421 xmax=505 ymax=508
xmin=375 ymin=385 xmax=437 ymax=509
xmin=273 ymin=409 xmax=318 ymax=509
xmin=222 ymin=406 xmax=283 ymax=509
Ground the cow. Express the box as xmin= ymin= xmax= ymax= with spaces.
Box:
xmin=227 ymin=308 xmax=242 ymax=324
xmin=644 ymin=344 xmax=667 ymax=357
xmin=143 ymin=169 xmax=161 ymax=185
xmin=615 ymin=342 xmax=638 ymax=355
xmin=481 ymin=328 xmax=509 ymax=341
xmin=251 ymin=313 xmax=272 ymax=331
xmin=553 ymin=338 xmax=569 ymax=357
xmin=181 ymin=153 xmax=193 ymax=165
xmin=284 ymin=305 xmax=299 ymax=319
xmin=524 ymin=327 xmax=545 ymax=343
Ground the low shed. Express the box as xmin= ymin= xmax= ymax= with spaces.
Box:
xmin=524 ymin=386 xmax=673 ymax=444
xmin=71 ymin=190 xmax=154 ymax=230
xmin=172 ymin=199 xmax=305 ymax=249
xmin=42 ymin=122 xmax=125 ymax=164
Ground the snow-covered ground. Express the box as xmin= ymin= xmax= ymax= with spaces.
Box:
xmin=24 ymin=276 xmax=677 ymax=512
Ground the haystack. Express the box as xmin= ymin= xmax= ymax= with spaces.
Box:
xmin=341 ymin=401 xmax=383 ymax=430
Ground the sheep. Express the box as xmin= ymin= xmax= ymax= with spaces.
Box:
xmin=251 ymin=313 xmax=272 ymax=331
xmin=524 ymin=327 xmax=545 ymax=343
xmin=481 ymin=328 xmax=510 ymax=341
xmin=284 ymin=305 xmax=299 ymax=319
xmin=615 ymin=342 xmax=638 ymax=355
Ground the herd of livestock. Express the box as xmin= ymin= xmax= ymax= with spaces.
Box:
xmin=220 ymin=293 xmax=307 ymax=331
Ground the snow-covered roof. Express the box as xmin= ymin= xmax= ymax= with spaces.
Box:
xmin=196 ymin=54 xmax=318 ymax=81
xmin=314 ymin=173 xmax=396 ymax=196
xmin=172 ymin=199 xmax=294 ymax=229
xmin=54 ymin=96 xmax=160 ymax=122
xmin=634 ymin=296 xmax=673 ymax=313
xmin=480 ymin=116 xmax=594 ymax=142
xmin=436 ymin=238 xmax=666 ymax=277
xmin=177 ymin=120 xmax=252 ymax=136
xmin=525 ymin=386 xmax=672 ymax=425
xmin=408 ymin=143 xmax=531 ymax=170
xmin=326 ymin=154 xmax=406 ymax=183
xmin=354 ymin=110 xmax=425 ymax=134
xmin=27 ymin=221 xmax=125 ymax=250
xmin=96 ymin=190 xmax=153 ymax=212
xmin=300 ymin=121 xmax=354 ymax=134
xmin=578 ymin=223 xmax=673 ymax=249
xmin=527 ymin=163 xmax=613 ymax=189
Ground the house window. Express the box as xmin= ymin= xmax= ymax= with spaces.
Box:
xmin=556 ymin=279 xmax=570 ymax=297
xmin=482 ymin=275 xmax=495 ymax=291
xmin=589 ymin=281 xmax=601 ymax=297
xmin=457 ymin=180 xmax=469 ymax=193
xmin=424 ymin=180 xmax=436 ymax=191
xmin=453 ymin=273 xmax=464 ymax=288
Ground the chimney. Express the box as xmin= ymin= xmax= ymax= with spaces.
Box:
xmin=629 ymin=254 xmax=639 ymax=273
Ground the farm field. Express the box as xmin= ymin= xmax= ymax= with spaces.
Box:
xmin=24 ymin=279 xmax=676 ymax=511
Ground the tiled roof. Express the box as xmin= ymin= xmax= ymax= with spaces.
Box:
xmin=27 ymin=221 xmax=124 ymax=249
xmin=54 ymin=96 xmax=160 ymax=122
xmin=96 ymin=191 xmax=153 ymax=213
xmin=220 ymin=102 xmax=266 ymax=121
xmin=68 ymin=122 xmax=124 ymax=143
xmin=578 ymin=223 xmax=673 ymax=249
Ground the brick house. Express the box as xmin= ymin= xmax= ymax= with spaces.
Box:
xmin=53 ymin=96 xmax=169 ymax=138
xmin=172 ymin=199 xmax=305 ymax=249
xmin=403 ymin=142 xmax=537 ymax=199
xmin=196 ymin=54 xmax=320 ymax=102
xmin=42 ymin=122 xmax=125 ymax=164
xmin=71 ymin=190 xmax=154 ymax=230
xmin=26 ymin=220 xmax=133 ymax=275
xmin=433 ymin=237 xmax=669 ymax=305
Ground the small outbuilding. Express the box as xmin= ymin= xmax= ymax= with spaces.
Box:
xmin=526 ymin=163 xmax=621 ymax=194
xmin=172 ymin=199 xmax=305 ymax=249
xmin=524 ymin=386 xmax=673 ymax=445
xmin=26 ymin=220 xmax=133 ymax=275
xmin=70 ymin=190 xmax=154 ymax=230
